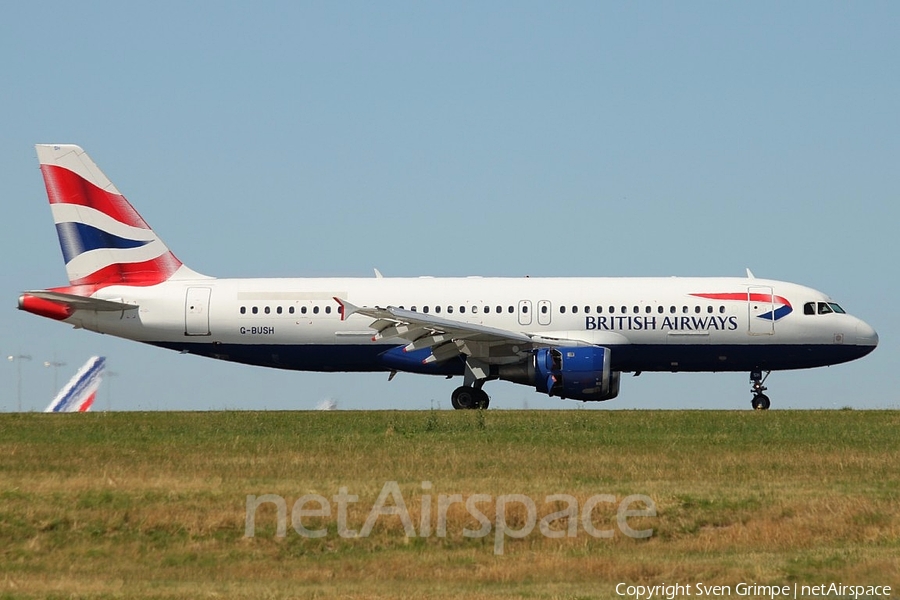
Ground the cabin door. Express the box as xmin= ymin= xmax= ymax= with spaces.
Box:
xmin=748 ymin=286 xmax=775 ymax=336
xmin=185 ymin=287 xmax=211 ymax=336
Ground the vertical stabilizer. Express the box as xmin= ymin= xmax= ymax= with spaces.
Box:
xmin=45 ymin=356 xmax=106 ymax=413
xmin=35 ymin=144 xmax=205 ymax=286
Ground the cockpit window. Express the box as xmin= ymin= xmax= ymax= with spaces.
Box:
xmin=805 ymin=301 xmax=848 ymax=316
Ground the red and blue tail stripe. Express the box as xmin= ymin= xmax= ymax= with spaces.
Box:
xmin=37 ymin=145 xmax=183 ymax=287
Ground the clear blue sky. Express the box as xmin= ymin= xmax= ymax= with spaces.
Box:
xmin=1 ymin=2 xmax=896 ymax=411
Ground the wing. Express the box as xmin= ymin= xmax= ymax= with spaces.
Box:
xmin=334 ymin=297 xmax=627 ymax=366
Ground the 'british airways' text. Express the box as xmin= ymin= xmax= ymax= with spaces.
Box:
xmin=585 ymin=315 xmax=738 ymax=332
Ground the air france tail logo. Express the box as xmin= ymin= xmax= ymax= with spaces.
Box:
xmin=690 ymin=293 xmax=793 ymax=321
xmin=40 ymin=162 xmax=181 ymax=286
xmin=45 ymin=356 xmax=106 ymax=413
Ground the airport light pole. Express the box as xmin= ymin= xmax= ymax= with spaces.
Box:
xmin=44 ymin=358 xmax=67 ymax=396
xmin=7 ymin=354 xmax=33 ymax=412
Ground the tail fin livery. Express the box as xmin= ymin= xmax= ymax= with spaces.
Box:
xmin=45 ymin=356 xmax=106 ymax=413
xmin=36 ymin=144 xmax=198 ymax=286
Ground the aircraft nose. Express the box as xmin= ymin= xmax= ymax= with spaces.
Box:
xmin=856 ymin=320 xmax=878 ymax=347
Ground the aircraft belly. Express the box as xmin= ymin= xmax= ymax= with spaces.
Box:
xmin=611 ymin=343 xmax=875 ymax=372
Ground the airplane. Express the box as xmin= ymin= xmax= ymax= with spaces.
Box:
xmin=44 ymin=356 xmax=106 ymax=412
xmin=19 ymin=144 xmax=878 ymax=410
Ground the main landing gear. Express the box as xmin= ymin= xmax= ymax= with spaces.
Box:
xmin=451 ymin=384 xmax=490 ymax=410
xmin=451 ymin=359 xmax=491 ymax=410
xmin=750 ymin=370 xmax=771 ymax=410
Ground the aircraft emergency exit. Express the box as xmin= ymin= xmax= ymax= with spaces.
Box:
xmin=19 ymin=144 xmax=878 ymax=409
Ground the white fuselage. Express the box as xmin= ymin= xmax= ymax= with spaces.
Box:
xmin=69 ymin=274 xmax=877 ymax=376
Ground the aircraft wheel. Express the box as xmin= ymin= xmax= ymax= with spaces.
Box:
xmin=751 ymin=394 xmax=771 ymax=410
xmin=473 ymin=388 xmax=490 ymax=410
xmin=451 ymin=386 xmax=490 ymax=410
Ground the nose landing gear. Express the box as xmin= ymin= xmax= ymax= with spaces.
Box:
xmin=750 ymin=370 xmax=771 ymax=410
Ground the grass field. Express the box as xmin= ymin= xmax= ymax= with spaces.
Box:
xmin=1 ymin=410 xmax=898 ymax=599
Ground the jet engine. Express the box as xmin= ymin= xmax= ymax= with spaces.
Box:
xmin=498 ymin=346 xmax=620 ymax=401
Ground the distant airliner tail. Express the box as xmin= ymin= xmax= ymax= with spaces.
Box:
xmin=35 ymin=144 xmax=204 ymax=287
xmin=45 ymin=356 xmax=106 ymax=413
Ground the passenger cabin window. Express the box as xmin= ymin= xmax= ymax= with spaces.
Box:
xmin=240 ymin=306 xmax=246 ymax=314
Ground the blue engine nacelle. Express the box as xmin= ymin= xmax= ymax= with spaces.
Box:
xmin=532 ymin=347 xmax=620 ymax=401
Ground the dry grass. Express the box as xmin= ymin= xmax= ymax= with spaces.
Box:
xmin=1 ymin=410 xmax=898 ymax=599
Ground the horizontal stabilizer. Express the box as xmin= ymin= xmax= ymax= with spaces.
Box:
xmin=23 ymin=290 xmax=136 ymax=311
xmin=18 ymin=290 xmax=137 ymax=321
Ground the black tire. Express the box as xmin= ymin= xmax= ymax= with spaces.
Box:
xmin=751 ymin=394 xmax=771 ymax=410
xmin=451 ymin=386 xmax=490 ymax=410
xmin=451 ymin=386 xmax=476 ymax=410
